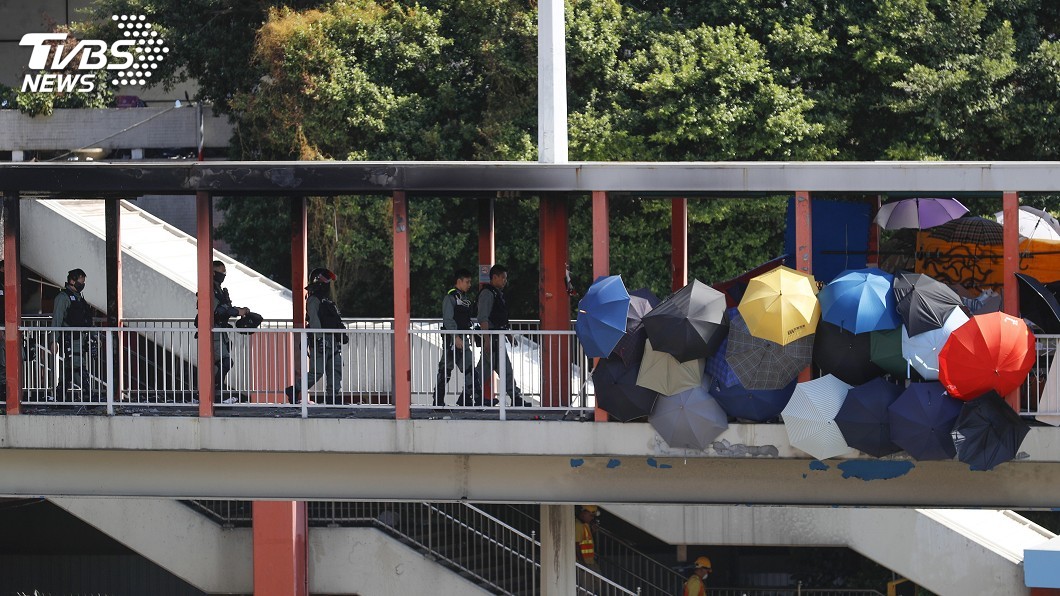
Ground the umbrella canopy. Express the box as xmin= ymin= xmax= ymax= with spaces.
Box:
xmin=888 ymin=382 xmax=962 ymax=461
xmin=835 ymin=377 xmax=904 ymax=457
xmin=1035 ymin=352 xmax=1060 ymax=427
xmin=901 ymin=309 xmax=969 ymax=380
xmin=870 ymin=327 xmax=915 ymax=379
xmin=939 ymin=312 xmax=1036 ymax=400
xmin=709 ymin=376 xmax=797 ymax=422
xmin=926 ymin=216 xmax=1004 ymax=246
xmin=955 ymin=391 xmax=1030 ymax=471
xmin=724 ymin=307 xmax=813 ymax=390
xmin=609 ymin=288 xmax=659 ymax=367
xmin=591 ymin=357 xmax=658 ymax=422
xmin=781 ymin=374 xmax=854 ymax=460
xmin=649 ymin=385 xmax=729 ymax=451
xmin=819 ymin=268 xmax=901 ymax=334
xmin=636 ymin=339 xmax=704 ymax=396
xmin=575 ymin=275 xmax=631 ymax=358
xmin=874 ymin=198 xmax=969 ymax=230
xmin=1016 ymin=273 xmax=1060 ymax=334
xmin=814 ymin=321 xmax=885 ymax=386
xmin=893 ymin=272 xmax=966 ymax=336
xmin=642 ymin=279 xmax=729 ymax=362
xmin=738 ymin=266 xmax=821 ymax=346
xmin=995 ymin=206 xmax=1060 ymax=241
xmin=705 ymin=334 xmax=743 ymax=389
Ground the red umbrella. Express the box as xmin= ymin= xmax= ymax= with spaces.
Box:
xmin=939 ymin=313 xmax=1036 ymax=400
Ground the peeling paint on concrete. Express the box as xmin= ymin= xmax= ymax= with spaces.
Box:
xmin=837 ymin=460 xmax=914 ymax=481
xmin=646 ymin=458 xmax=672 ymax=469
xmin=606 ymin=459 xmax=621 ymax=469
xmin=711 ymin=439 xmax=780 ymax=458
xmin=570 ymin=458 xmax=584 ymax=468
xmin=809 ymin=461 xmax=830 ymax=471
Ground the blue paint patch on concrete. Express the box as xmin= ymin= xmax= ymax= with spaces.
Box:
xmin=607 ymin=459 xmax=621 ymax=469
xmin=646 ymin=458 xmax=672 ymax=469
xmin=808 ymin=460 xmax=830 ymax=471
xmin=837 ymin=460 xmax=914 ymax=481
xmin=570 ymin=458 xmax=584 ymax=468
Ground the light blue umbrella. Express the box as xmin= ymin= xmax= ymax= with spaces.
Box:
xmin=575 ymin=275 xmax=630 ymax=358
xmin=819 ymin=269 xmax=901 ymax=334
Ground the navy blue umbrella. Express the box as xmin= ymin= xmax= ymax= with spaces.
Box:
xmin=955 ymin=391 xmax=1031 ymax=471
xmin=592 ymin=357 xmax=658 ymax=422
xmin=888 ymin=382 xmax=962 ymax=460
xmin=705 ymin=334 xmax=742 ymax=389
xmin=835 ymin=377 xmax=904 ymax=457
xmin=708 ymin=375 xmax=797 ymax=422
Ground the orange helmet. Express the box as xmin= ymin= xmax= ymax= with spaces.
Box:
xmin=694 ymin=556 xmax=712 ymax=571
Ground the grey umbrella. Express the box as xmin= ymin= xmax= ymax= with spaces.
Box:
xmin=642 ymin=279 xmax=729 ymax=362
xmin=649 ymin=384 xmax=729 ymax=450
xmin=610 ymin=288 xmax=660 ymax=367
xmin=725 ymin=307 xmax=813 ymax=390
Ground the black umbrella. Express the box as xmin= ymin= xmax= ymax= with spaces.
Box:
xmin=893 ymin=272 xmax=966 ymax=336
xmin=955 ymin=391 xmax=1031 ymax=471
xmin=642 ymin=279 xmax=729 ymax=362
xmin=725 ymin=307 xmax=812 ymax=390
xmin=813 ymin=321 xmax=884 ymax=386
xmin=609 ymin=288 xmax=660 ymax=366
xmin=835 ymin=377 xmax=904 ymax=457
xmin=1016 ymin=273 xmax=1060 ymax=334
xmin=888 ymin=382 xmax=962 ymax=461
xmin=591 ymin=357 xmax=658 ymax=422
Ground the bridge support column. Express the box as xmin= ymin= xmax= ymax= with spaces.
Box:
xmin=540 ymin=194 xmax=571 ymax=407
xmin=671 ymin=197 xmax=687 ymax=292
xmin=1002 ymin=191 xmax=1020 ymax=411
xmin=253 ymin=501 xmax=307 ymax=596
xmin=796 ymin=191 xmax=813 ymax=382
xmin=593 ymin=191 xmax=609 ymax=421
xmin=195 ymin=191 xmax=214 ymax=417
xmin=393 ymin=191 xmax=411 ymax=419
xmin=105 ymin=199 xmax=123 ymax=405
xmin=540 ymin=504 xmax=575 ymax=596
xmin=290 ymin=197 xmax=307 ymax=398
xmin=4 ymin=192 xmax=21 ymax=414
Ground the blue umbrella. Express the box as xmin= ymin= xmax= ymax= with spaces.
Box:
xmin=956 ymin=391 xmax=1030 ymax=471
xmin=575 ymin=275 xmax=631 ymax=357
xmin=888 ymin=382 xmax=962 ymax=461
xmin=819 ymin=269 xmax=901 ymax=334
xmin=705 ymin=334 xmax=742 ymax=389
xmin=708 ymin=375 xmax=796 ymax=422
xmin=835 ymin=377 xmax=904 ymax=457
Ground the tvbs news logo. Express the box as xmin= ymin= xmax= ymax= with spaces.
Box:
xmin=19 ymin=14 xmax=168 ymax=93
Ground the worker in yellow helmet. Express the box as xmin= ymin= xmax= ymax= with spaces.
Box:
xmin=682 ymin=556 xmax=712 ymax=596
xmin=576 ymin=505 xmax=601 ymax=572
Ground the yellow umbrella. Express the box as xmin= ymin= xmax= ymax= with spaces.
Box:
xmin=738 ymin=266 xmax=821 ymax=345
xmin=636 ymin=339 xmax=704 ymax=396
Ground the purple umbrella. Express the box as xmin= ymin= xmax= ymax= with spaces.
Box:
xmin=874 ymin=198 xmax=969 ymax=230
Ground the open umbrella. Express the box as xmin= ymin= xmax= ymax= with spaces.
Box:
xmin=939 ymin=312 xmax=1036 ymax=400
xmin=955 ymin=391 xmax=1030 ymax=471
xmin=781 ymin=374 xmax=854 ymax=460
xmin=649 ymin=385 xmax=729 ymax=450
xmin=705 ymin=334 xmax=743 ymax=389
xmin=819 ymin=269 xmax=901 ymax=334
xmin=1035 ymin=353 xmax=1060 ymax=427
xmin=709 ymin=376 xmax=796 ymax=422
xmin=1016 ymin=273 xmax=1060 ymax=334
xmin=893 ymin=272 xmax=966 ymax=336
xmin=926 ymin=216 xmax=1005 ymax=246
xmin=814 ymin=321 xmax=885 ymax=386
xmin=888 ymin=382 xmax=962 ymax=461
xmin=870 ymin=327 xmax=916 ymax=379
xmin=995 ymin=206 xmax=1060 ymax=241
xmin=642 ymin=279 xmax=729 ymax=362
xmin=835 ymin=377 xmax=904 ymax=457
xmin=575 ymin=275 xmax=631 ymax=358
xmin=901 ymin=308 xmax=969 ymax=380
xmin=609 ymin=288 xmax=659 ymax=367
xmin=874 ymin=198 xmax=969 ymax=230
xmin=724 ymin=307 xmax=813 ymax=390
xmin=591 ymin=357 xmax=658 ymax=422
xmin=738 ymin=266 xmax=820 ymax=346
xmin=636 ymin=339 xmax=704 ymax=396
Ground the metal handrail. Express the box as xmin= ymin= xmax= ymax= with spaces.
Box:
xmin=594 ymin=524 xmax=686 ymax=595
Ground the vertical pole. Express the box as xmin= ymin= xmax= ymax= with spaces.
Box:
xmin=4 ymin=192 xmax=22 ymax=414
xmin=105 ymin=199 xmax=123 ymax=404
xmin=1002 ymin=191 xmax=1020 ymax=411
xmin=795 ymin=191 xmax=813 ymax=382
xmin=540 ymin=194 xmax=571 ymax=407
xmin=393 ymin=191 xmax=411 ymax=419
xmin=196 ymin=191 xmax=214 ymax=417
xmin=671 ymin=197 xmax=688 ymax=292
xmin=252 ymin=501 xmax=308 ymax=596
xmin=540 ymin=504 xmax=576 ymax=596
xmin=867 ymin=195 xmax=882 ymax=268
xmin=478 ymin=197 xmax=496 ymax=400
xmin=290 ymin=197 xmax=307 ymax=398
xmin=592 ymin=191 xmax=610 ymax=422
xmin=537 ymin=0 xmax=568 ymax=163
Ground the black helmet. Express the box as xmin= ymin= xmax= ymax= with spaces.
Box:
xmin=309 ymin=268 xmax=337 ymax=284
xmin=235 ymin=311 xmax=264 ymax=330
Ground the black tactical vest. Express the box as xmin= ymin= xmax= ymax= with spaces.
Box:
xmin=448 ymin=288 xmax=473 ymax=330
xmin=60 ymin=288 xmax=93 ymax=327
xmin=479 ymin=285 xmax=510 ymax=330
xmin=313 ymin=296 xmax=345 ymax=329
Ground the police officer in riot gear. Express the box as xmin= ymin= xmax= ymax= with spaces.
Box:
xmin=211 ymin=260 xmax=249 ymax=402
xmin=432 ymin=268 xmax=476 ymax=407
xmin=286 ymin=267 xmax=346 ymax=404
xmin=50 ymin=268 xmax=96 ymax=401
xmin=474 ymin=264 xmax=531 ymax=408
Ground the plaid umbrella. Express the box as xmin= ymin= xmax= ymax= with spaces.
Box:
xmin=705 ymin=334 xmax=743 ymax=389
xmin=926 ymin=216 xmax=1004 ymax=245
xmin=725 ymin=308 xmax=812 ymax=390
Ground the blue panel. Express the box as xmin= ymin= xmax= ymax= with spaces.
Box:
xmin=785 ymin=198 xmax=871 ymax=284
xmin=1024 ymin=537 xmax=1060 ymax=588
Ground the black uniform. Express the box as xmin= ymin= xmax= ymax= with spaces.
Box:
xmin=51 ymin=286 xmax=96 ymax=400
xmin=432 ymin=287 xmax=475 ymax=407
xmin=474 ymin=284 xmax=529 ymax=407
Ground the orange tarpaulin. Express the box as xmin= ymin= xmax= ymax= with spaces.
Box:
xmin=916 ymin=236 xmax=1060 ymax=289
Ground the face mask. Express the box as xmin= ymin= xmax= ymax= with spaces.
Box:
xmin=74 ymin=281 xmax=86 ymax=292
xmin=214 ymin=271 xmax=226 ymax=285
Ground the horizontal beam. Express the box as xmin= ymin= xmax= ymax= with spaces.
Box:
xmin=5 ymin=161 xmax=1060 ymax=196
